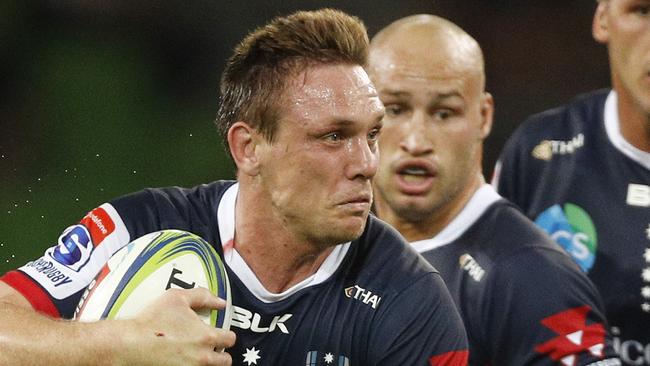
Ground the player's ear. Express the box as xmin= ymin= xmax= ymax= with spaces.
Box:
xmin=227 ymin=121 xmax=263 ymax=176
xmin=479 ymin=92 xmax=494 ymax=140
xmin=592 ymin=1 xmax=609 ymax=44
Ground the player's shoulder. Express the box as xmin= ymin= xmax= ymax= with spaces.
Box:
xmin=353 ymin=215 xmax=443 ymax=293
xmin=516 ymin=89 xmax=609 ymax=140
xmin=113 ymin=180 xmax=234 ymax=212
xmin=145 ymin=180 xmax=235 ymax=203
xmin=474 ymin=200 xmax=572 ymax=264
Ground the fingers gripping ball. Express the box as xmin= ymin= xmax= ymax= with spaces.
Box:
xmin=74 ymin=229 xmax=232 ymax=330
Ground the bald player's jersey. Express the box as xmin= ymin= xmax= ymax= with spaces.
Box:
xmin=493 ymin=89 xmax=650 ymax=365
xmin=414 ymin=185 xmax=620 ymax=365
xmin=1 ymin=180 xmax=468 ymax=365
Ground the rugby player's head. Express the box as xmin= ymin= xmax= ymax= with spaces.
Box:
xmin=593 ymin=0 xmax=650 ymax=119
xmin=216 ymin=8 xmax=369 ymax=156
xmin=368 ymin=14 xmax=494 ymax=240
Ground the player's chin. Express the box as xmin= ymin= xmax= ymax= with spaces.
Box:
xmin=337 ymin=216 xmax=369 ymax=241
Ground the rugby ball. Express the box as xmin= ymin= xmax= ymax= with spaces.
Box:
xmin=74 ymin=229 xmax=231 ymax=330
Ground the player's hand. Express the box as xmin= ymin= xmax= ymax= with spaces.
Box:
xmin=118 ymin=287 xmax=236 ymax=366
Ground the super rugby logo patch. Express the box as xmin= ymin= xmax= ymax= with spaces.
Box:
xmin=535 ymin=203 xmax=597 ymax=272
xmin=49 ymin=225 xmax=93 ymax=272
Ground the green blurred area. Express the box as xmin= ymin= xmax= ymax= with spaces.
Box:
xmin=0 ymin=1 xmax=235 ymax=273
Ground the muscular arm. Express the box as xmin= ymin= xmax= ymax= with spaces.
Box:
xmin=0 ymin=282 xmax=236 ymax=366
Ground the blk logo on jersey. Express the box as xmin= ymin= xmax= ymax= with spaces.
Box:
xmin=535 ymin=306 xmax=606 ymax=366
xmin=535 ymin=203 xmax=597 ymax=272
xmin=231 ymin=305 xmax=293 ymax=334
xmin=49 ymin=225 xmax=93 ymax=272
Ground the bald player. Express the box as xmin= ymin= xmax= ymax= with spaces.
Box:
xmin=368 ymin=15 xmax=620 ymax=365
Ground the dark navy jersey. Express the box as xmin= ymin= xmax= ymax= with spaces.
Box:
xmin=413 ymin=185 xmax=619 ymax=366
xmin=1 ymin=180 xmax=469 ymax=365
xmin=493 ymin=90 xmax=650 ymax=365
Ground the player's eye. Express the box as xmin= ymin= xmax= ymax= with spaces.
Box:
xmin=384 ymin=104 xmax=404 ymax=117
xmin=368 ymin=127 xmax=381 ymax=142
xmin=324 ymin=131 xmax=342 ymax=142
xmin=433 ymin=109 xmax=453 ymax=120
xmin=632 ymin=3 xmax=650 ymax=15
xmin=637 ymin=6 xmax=650 ymax=15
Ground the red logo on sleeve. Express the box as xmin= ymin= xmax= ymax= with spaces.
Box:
xmin=429 ymin=350 xmax=468 ymax=366
xmin=535 ymin=305 xmax=606 ymax=366
xmin=80 ymin=207 xmax=115 ymax=247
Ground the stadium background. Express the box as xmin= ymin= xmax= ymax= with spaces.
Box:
xmin=0 ymin=1 xmax=609 ymax=273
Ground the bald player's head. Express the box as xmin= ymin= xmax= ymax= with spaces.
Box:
xmin=368 ymin=14 xmax=486 ymax=91
xmin=368 ymin=14 xmax=494 ymax=235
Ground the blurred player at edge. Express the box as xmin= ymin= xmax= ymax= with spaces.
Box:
xmin=0 ymin=8 xmax=469 ymax=366
xmin=493 ymin=0 xmax=650 ymax=364
xmin=369 ymin=14 xmax=620 ymax=365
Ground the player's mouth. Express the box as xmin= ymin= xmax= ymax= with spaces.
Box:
xmin=337 ymin=193 xmax=372 ymax=214
xmin=395 ymin=160 xmax=436 ymax=195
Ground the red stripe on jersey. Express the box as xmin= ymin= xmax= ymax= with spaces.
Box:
xmin=429 ymin=350 xmax=469 ymax=366
xmin=80 ymin=207 xmax=115 ymax=247
xmin=0 ymin=271 xmax=60 ymax=318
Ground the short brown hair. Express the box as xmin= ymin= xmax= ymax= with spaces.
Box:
xmin=215 ymin=8 xmax=369 ymax=153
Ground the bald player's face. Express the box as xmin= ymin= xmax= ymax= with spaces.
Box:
xmin=370 ymin=32 xmax=493 ymax=222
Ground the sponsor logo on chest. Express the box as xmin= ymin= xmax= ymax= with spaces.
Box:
xmin=344 ymin=285 xmax=382 ymax=309
xmin=458 ymin=253 xmax=485 ymax=282
xmin=532 ymin=133 xmax=584 ymax=161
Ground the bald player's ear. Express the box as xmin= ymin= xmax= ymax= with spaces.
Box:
xmin=479 ymin=92 xmax=494 ymax=140
xmin=592 ymin=1 xmax=609 ymax=44
xmin=227 ymin=121 xmax=263 ymax=176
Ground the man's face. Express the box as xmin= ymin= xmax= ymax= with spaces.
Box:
xmin=369 ymin=35 xmax=491 ymax=223
xmin=256 ymin=63 xmax=384 ymax=247
xmin=595 ymin=0 xmax=650 ymax=114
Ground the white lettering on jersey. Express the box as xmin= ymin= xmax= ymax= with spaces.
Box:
xmin=459 ymin=253 xmax=485 ymax=282
xmin=231 ymin=305 xmax=292 ymax=334
xmin=627 ymin=184 xmax=650 ymax=207
xmin=612 ymin=326 xmax=650 ymax=365
xmin=532 ymin=134 xmax=584 ymax=161
xmin=344 ymin=285 xmax=382 ymax=309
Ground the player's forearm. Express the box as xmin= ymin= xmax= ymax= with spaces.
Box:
xmin=0 ymin=300 xmax=125 ymax=366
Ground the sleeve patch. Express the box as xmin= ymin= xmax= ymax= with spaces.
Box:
xmin=80 ymin=206 xmax=116 ymax=247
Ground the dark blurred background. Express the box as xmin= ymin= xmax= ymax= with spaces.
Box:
xmin=0 ymin=0 xmax=609 ymax=273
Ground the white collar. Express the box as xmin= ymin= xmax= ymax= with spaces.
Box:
xmin=604 ymin=90 xmax=650 ymax=170
xmin=217 ymin=183 xmax=351 ymax=303
xmin=410 ymin=184 xmax=502 ymax=253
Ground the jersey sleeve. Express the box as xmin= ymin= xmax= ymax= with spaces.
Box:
xmin=368 ymin=272 xmax=469 ymax=366
xmin=478 ymin=248 xmax=620 ymax=365
xmin=0 ymin=203 xmax=131 ymax=318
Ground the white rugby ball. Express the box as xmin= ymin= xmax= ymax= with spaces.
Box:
xmin=74 ymin=229 xmax=231 ymax=330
